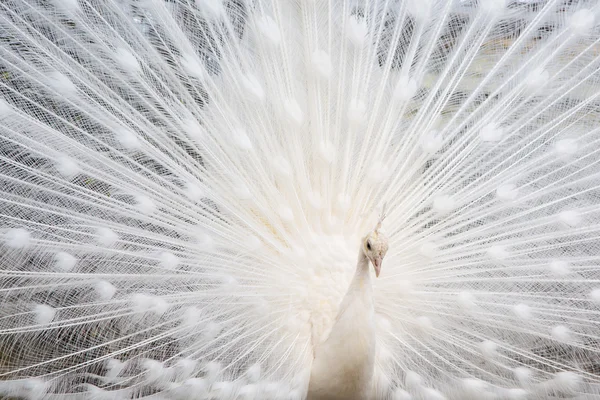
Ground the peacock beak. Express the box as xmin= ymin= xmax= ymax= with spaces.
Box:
xmin=373 ymin=256 xmax=382 ymax=278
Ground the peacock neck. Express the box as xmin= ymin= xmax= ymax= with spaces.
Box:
xmin=331 ymin=248 xmax=374 ymax=329
xmin=349 ymin=249 xmax=372 ymax=297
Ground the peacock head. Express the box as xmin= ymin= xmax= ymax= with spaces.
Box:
xmin=363 ymin=205 xmax=389 ymax=278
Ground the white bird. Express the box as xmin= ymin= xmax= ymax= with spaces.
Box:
xmin=308 ymin=216 xmax=389 ymax=400
xmin=0 ymin=0 xmax=600 ymax=399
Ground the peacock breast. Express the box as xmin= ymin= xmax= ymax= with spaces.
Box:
xmin=309 ymin=299 xmax=376 ymax=398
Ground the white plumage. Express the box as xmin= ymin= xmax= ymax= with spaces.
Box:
xmin=308 ymin=226 xmax=388 ymax=400
xmin=0 ymin=0 xmax=600 ymax=399
xmin=307 ymin=254 xmax=377 ymax=400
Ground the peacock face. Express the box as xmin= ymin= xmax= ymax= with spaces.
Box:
xmin=363 ymin=231 xmax=389 ymax=278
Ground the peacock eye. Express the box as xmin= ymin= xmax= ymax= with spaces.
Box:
xmin=366 ymin=241 xmax=372 ymax=250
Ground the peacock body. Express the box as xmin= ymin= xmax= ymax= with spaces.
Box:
xmin=1 ymin=0 xmax=600 ymax=399
xmin=308 ymin=228 xmax=388 ymax=400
